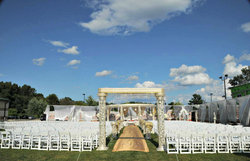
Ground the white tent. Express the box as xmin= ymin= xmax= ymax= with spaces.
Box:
xmin=44 ymin=105 xmax=98 ymax=121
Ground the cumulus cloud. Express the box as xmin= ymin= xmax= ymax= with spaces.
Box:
xmin=196 ymin=80 xmax=226 ymax=102
xmin=239 ymin=53 xmax=250 ymax=62
xmin=241 ymin=22 xmax=250 ymax=33
xmin=135 ymin=81 xmax=184 ymax=91
xmin=127 ymin=75 xmax=139 ymax=81
xmin=173 ymin=73 xmax=213 ymax=85
xmin=170 ymin=64 xmax=206 ymax=77
xmin=223 ymin=54 xmax=247 ymax=77
xmin=95 ymin=70 xmax=112 ymax=77
xmin=80 ymin=0 xmax=201 ymax=35
xmin=223 ymin=54 xmax=235 ymax=64
xmin=48 ymin=40 xmax=69 ymax=47
xmin=58 ymin=46 xmax=80 ymax=55
xmin=67 ymin=59 xmax=81 ymax=66
xmin=170 ymin=64 xmax=213 ymax=85
xmin=32 ymin=57 xmax=46 ymax=66
xmin=135 ymin=81 xmax=163 ymax=88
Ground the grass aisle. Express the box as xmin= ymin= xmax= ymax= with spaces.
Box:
xmin=1 ymin=134 xmax=250 ymax=161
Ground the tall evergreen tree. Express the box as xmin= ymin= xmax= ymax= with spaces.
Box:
xmin=188 ymin=94 xmax=204 ymax=105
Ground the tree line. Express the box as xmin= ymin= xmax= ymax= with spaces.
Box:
xmin=0 ymin=81 xmax=98 ymax=118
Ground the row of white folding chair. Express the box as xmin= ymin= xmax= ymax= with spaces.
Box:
xmin=166 ymin=133 xmax=250 ymax=154
xmin=0 ymin=130 xmax=97 ymax=151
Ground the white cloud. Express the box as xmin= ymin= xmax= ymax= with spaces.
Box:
xmin=170 ymin=64 xmax=213 ymax=85
xmin=196 ymin=80 xmax=226 ymax=102
xmin=239 ymin=53 xmax=250 ymax=62
xmin=127 ymin=75 xmax=139 ymax=81
xmin=170 ymin=64 xmax=206 ymax=77
xmin=195 ymin=79 xmax=233 ymax=102
xmin=58 ymin=46 xmax=80 ymax=55
xmin=135 ymin=81 xmax=163 ymax=88
xmin=223 ymin=54 xmax=247 ymax=77
xmin=135 ymin=81 xmax=184 ymax=91
xmin=48 ymin=40 xmax=69 ymax=47
xmin=32 ymin=57 xmax=46 ymax=66
xmin=0 ymin=73 xmax=3 ymax=77
xmin=241 ymin=22 xmax=250 ymax=33
xmin=80 ymin=0 xmax=201 ymax=35
xmin=95 ymin=70 xmax=112 ymax=77
xmin=223 ymin=54 xmax=235 ymax=64
xmin=67 ymin=59 xmax=81 ymax=66
xmin=173 ymin=73 xmax=213 ymax=85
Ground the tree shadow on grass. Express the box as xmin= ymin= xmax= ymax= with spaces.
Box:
xmin=148 ymin=137 xmax=159 ymax=148
xmin=234 ymin=153 xmax=250 ymax=158
xmin=147 ymin=133 xmax=159 ymax=148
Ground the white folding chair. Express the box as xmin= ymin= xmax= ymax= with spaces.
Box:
xmin=166 ymin=134 xmax=179 ymax=154
xmin=229 ymin=133 xmax=242 ymax=153
xmin=12 ymin=133 xmax=22 ymax=149
xmin=49 ymin=131 xmax=60 ymax=151
xmin=40 ymin=132 xmax=49 ymax=150
xmin=204 ymin=134 xmax=216 ymax=153
xmin=82 ymin=135 xmax=92 ymax=151
xmin=179 ymin=134 xmax=191 ymax=154
xmin=92 ymin=134 xmax=98 ymax=149
xmin=217 ymin=134 xmax=229 ymax=153
xmin=71 ymin=133 xmax=81 ymax=151
xmin=242 ymin=133 xmax=250 ymax=153
xmin=21 ymin=133 xmax=31 ymax=149
xmin=60 ymin=132 xmax=70 ymax=151
xmin=1 ymin=131 xmax=11 ymax=149
xmin=31 ymin=134 xmax=41 ymax=150
xmin=192 ymin=134 xmax=204 ymax=154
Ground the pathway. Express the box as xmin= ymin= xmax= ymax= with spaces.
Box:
xmin=112 ymin=125 xmax=149 ymax=152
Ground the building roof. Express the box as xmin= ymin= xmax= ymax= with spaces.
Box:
xmin=0 ymin=98 xmax=9 ymax=102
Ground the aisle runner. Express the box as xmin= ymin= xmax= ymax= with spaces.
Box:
xmin=112 ymin=125 xmax=149 ymax=152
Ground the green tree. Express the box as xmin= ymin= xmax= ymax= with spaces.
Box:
xmin=27 ymin=97 xmax=47 ymax=118
xmin=74 ymin=101 xmax=87 ymax=106
xmin=59 ymin=97 xmax=74 ymax=105
xmin=8 ymin=108 xmax=18 ymax=116
xmin=229 ymin=66 xmax=250 ymax=86
xmin=188 ymin=94 xmax=204 ymax=105
xmin=46 ymin=94 xmax=59 ymax=105
xmin=86 ymin=96 xmax=98 ymax=106
xmin=35 ymin=93 xmax=45 ymax=100
xmin=0 ymin=82 xmax=37 ymax=115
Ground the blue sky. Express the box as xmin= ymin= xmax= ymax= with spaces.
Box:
xmin=0 ymin=0 xmax=250 ymax=104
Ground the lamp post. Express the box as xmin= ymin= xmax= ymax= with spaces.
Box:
xmin=83 ymin=93 xmax=85 ymax=102
xmin=219 ymin=74 xmax=228 ymax=100
xmin=210 ymin=93 xmax=213 ymax=102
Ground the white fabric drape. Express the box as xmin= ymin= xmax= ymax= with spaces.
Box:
xmin=227 ymin=99 xmax=237 ymax=123
xmin=218 ymin=100 xmax=227 ymax=124
xmin=237 ymin=96 xmax=250 ymax=126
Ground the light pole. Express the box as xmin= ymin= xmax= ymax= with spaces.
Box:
xmin=83 ymin=93 xmax=85 ymax=102
xmin=219 ymin=74 xmax=228 ymax=100
xmin=210 ymin=93 xmax=213 ymax=102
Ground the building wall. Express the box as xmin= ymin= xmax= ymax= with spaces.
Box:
xmin=231 ymin=83 xmax=250 ymax=98
xmin=0 ymin=101 xmax=9 ymax=121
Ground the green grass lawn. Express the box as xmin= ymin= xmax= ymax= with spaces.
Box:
xmin=1 ymin=134 xmax=250 ymax=161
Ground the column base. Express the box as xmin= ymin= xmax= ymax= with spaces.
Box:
xmin=156 ymin=146 xmax=165 ymax=151
xmin=97 ymin=146 xmax=109 ymax=151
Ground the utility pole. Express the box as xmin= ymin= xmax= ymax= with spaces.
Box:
xmin=219 ymin=74 xmax=228 ymax=100
xmin=210 ymin=93 xmax=213 ymax=102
